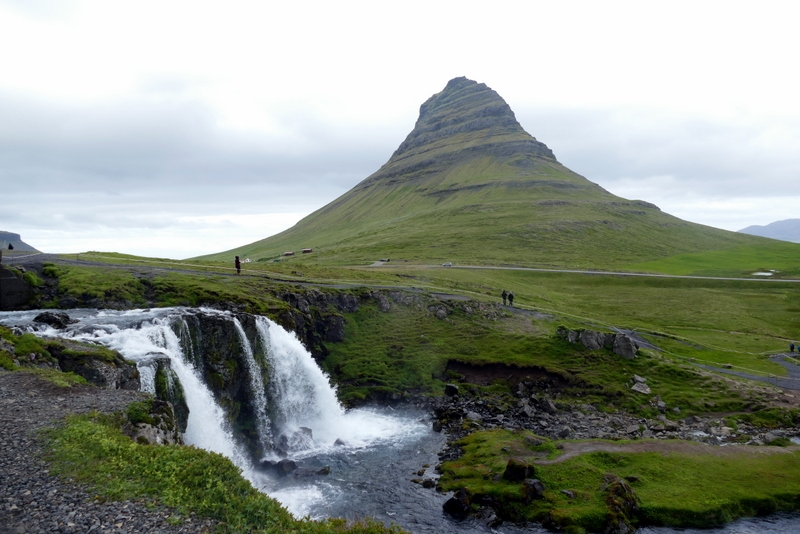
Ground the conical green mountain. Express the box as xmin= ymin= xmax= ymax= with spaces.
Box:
xmin=202 ymin=77 xmax=767 ymax=268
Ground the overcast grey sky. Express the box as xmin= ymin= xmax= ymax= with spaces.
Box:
xmin=2 ymin=1 xmax=799 ymax=259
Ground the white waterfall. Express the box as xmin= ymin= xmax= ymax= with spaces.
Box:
xmin=255 ymin=316 xmax=345 ymax=453
xmin=0 ymin=307 xmax=430 ymax=520
xmin=232 ymin=317 xmax=273 ymax=451
xmin=62 ymin=311 xmax=253 ymax=476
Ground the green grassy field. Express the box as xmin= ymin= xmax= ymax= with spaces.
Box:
xmin=437 ymin=429 xmax=800 ymax=532
xmin=43 ymin=255 xmax=800 ymax=383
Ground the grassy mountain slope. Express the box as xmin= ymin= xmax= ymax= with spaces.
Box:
xmin=198 ymin=78 xmax=794 ymax=271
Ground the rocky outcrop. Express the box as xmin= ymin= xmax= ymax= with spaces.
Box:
xmin=137 ymin=352 xmax=189 ymax=433
xmin=276 ymin=289 xmax=363 ymax=360
xmin=502 ymin=458 xmax=536 ymax=482
xmin=46 ymin=339 xmax=141 ymax=391
xmin=359 ymin=77 xmax=557 ymax=189
xmin=122 ymin=399 xmax=183 ymax=446
xmin=175 ymin=310 xmax=264 ymax=457
xmin=557 ymin=327 xmax=639 ymax=359
xmin=432 ymin=375 xmax=797 ymax=453
xmin=0 ymin=265 xmax=33 ymax=310
xmin=601 ymin=474 xmax=639 ymax=534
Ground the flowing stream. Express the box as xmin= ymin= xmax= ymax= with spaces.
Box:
xmin=1 ymin=307 xmax=798 ymax=533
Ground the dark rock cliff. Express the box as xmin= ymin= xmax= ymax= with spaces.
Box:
xmin=174 ymin=311 xmax=265 ymax=457
xmin=275 ymin=289 xmax=361 ymax=360
xmin=0 ymin=266 xmax=34 ymax=311
xmin=357 ymin=76 xmax=557 ymax=188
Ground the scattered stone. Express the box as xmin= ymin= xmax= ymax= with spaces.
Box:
xmin=444 ymin=384 xmax=460 ymax=397
xmin=630 ymin=382 xmax=651 ymax=395
xmin=613 ymin=335 xmax=638 ymax=359
xmin=475 ymin=506 xmax=502 ymax=527
xmin=542 ymin=398 xmax=558 ymax=414
xmin=294 ymin=466 xmax=330 ymax=477
xmin=522 ymin=478 xmax=547 ymax=502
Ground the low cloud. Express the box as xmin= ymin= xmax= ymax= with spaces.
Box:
xmin=517 ymin=106 xmax=800 ymax=229
xmin=0 ymin=90 xmax=395 ymax=257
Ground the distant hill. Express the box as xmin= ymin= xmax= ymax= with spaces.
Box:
xmin=0 ymin=231 xmax=39 ymax=253
xmin=739 ymin=219 xmax=800 ymax=244
xmin=198 ymin=77 xmax=770 ymax=269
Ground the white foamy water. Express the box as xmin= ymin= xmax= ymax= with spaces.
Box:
xmin=233 ymin=317 xmax=273 ymax=451
xmin=256 ymin=316 xmax=344 ymax=451
xmin=22 ymin=309 xmax=254 ymax=479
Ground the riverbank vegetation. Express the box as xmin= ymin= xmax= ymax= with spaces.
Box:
xmin=44 ymin=411 xmax=405 ymax=534
xmin=437 ymin=428 xmax=800 ymax=533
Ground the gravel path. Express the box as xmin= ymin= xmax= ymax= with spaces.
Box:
xmin=695 ymin=354 xmax=800 ymax=391
xmin=0 ymin=370 xmax=221 ymax=534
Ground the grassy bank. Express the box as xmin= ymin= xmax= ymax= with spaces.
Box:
xmin=44 ymin=412 xmax=404 ymax=534
xmin=437 ymin=429 xmax=800 ymax=533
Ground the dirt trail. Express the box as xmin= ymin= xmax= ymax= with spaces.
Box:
xmin=535 ymin=439 xmax=799 ymax=465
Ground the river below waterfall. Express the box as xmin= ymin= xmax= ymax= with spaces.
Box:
xmin=2 ymin=308 xmax=799 ymax=534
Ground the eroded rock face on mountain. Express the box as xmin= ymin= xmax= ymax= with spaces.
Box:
xmin=359 ymin=77 xmax=557 ymax=187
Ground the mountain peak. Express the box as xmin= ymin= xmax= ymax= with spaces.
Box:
xmin=359 ymin=77 xmax=556 ymax=188
xmin=413 ymin=77 xmax=523 ymax=143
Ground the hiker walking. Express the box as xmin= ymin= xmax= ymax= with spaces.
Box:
xmin=791 ymin=342 xmax=796 ymax=353
xmin=508 ymin=292 xmax=514 ymax=307
xmin=235 ymin=255 xmax=241 ymax=275
xmin=502 ymin=290 xmax=508 ymax=305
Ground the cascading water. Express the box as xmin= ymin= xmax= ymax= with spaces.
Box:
xmin=4 ymin=307 xmax=795 ymax=533
xmin=233 ymin=317 xmax=273 ymax=453
xmin=63 ymin=310 xmax=252 ymax=472
xmin=255 ymin=315 xmax=345 ymax=455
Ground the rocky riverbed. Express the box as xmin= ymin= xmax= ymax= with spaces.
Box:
xmin=0 ymin=371 xmax=220 ymax=534
xmin=432 ymin=380 xmax=800 ymax=468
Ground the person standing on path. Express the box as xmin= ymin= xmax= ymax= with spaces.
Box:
xmin=502 ymin=290 xmax=508 ymax=305
xmin=791 ymin=342 xmax=796 ymax=353
xmin=508 ymin=292 xmax=514 ymax=307
xmin=235 ymin=256 xmax=241 ymax=275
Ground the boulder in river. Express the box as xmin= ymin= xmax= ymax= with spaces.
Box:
xmin=33 ymin=311 xmax=76 ymax=329
xmin=442 ymin=488 xmax=471 ymax=519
